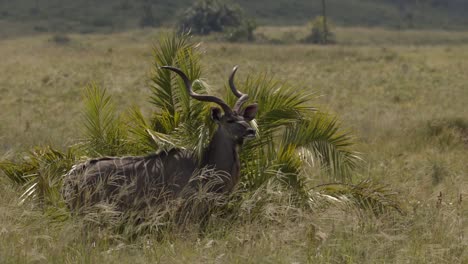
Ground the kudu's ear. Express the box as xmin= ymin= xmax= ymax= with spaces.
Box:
xmin=211 ymin=107 xmax=223 ymax=122
xmin=242 ymin=104 xmax=258 ymax=121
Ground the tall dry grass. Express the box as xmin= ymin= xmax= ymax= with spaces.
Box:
xmin=0 ymin=27 xmax=467 ymax=263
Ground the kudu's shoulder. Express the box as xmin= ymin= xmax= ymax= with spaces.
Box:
xmin=144 ymin=148 xmax=195 ymax=160
xmin=65 ymin=148 xmax=197 ymax=175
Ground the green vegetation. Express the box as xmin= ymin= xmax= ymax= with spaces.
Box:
xmin=1 ymin=32 xmax=365 ymax=222
xmin=0 ymin=28 xmax=467 ymax=263
xmin=1 ymin=0 xmax=468 ymax=38
xmin=176 ymin=0 xmax=256 ymax=42
xmin=304 ymin=16 xmax=336 ymax=44
xmin=257 ymin=25 xmax=468 ymax=45
xmin=177 ymin=0 xmax=243 ymax=35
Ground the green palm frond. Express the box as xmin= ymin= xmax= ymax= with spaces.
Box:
xmin=230 ymin=72 xmax=360 ymax=188
xmin=150 ymin=33 xmax=192 ymax=114
xmin=167 ymin=80 xmax=212 ymax=151
xmin=126 ymin=107 xmax=158 ymax=153
xmin=149 ymin=32 xmax=203 ymax=124
xmin=126 ymin=107 xmax=185 ymax=153
xmin=227 ymin=74 xmax=316 ymax=138
xmin=312 ymin=180 xmax=403 ymax=216
xmin=240 ymin=146 xmax=280 ymax=190
xmin=0 ymin=146 xmax=76 ymax=207
xmin=81 ymin=83 xmax=128 ymax=156
xmin=131 ymin=32 xmax=212 ymax=159
xmin=283 ymin=113 xmax=362 ymax=181
xmin=0 ymin=160 xmax=34 ymax=184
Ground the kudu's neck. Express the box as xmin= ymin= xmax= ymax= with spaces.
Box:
xmin=201 ymin=126 xmax=241 ymax=192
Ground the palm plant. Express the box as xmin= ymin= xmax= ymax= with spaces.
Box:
xmin=128 ymin=33 xmax=209 ymax=158
xmin=80 ymin=83 xmax=129 ymax=156
xmin=226 ymin=75 xmax=360 ymax=189
xmin=0 ymin=32 xmax=402 ymax=217
xmin=130 ymin=32 xmax=361 ymax=194
xmin=0 ymin=146 xmax=75 ymax=208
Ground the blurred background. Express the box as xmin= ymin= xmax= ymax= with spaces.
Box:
xmin=1 ymin=0 xmax=468 ymax=39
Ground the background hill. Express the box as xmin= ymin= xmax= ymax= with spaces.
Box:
xmin=0 ymin=0 xmax=467 ymax=37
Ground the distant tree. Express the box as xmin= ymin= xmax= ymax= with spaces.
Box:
xmin=304 ymin=16 xmax=335 ymax=44
xmin=177 ymin=0 xmax=256 ymax=42
xmin=225 ymin=19 xmax=256 ymax=42
xmin=321 ymin=0 xmax=328 ymax=44
xmin=177 ymin=0 xmax=243 ymax=35
xmin=304 ymin=0 xmax=334 ymax=44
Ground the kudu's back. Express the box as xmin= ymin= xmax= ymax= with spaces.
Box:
xmin=62 ymin=149 xmax=198 ymax=211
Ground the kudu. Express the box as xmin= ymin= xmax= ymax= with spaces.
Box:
xmin=62 ymin=66 xmax=258 ymax=211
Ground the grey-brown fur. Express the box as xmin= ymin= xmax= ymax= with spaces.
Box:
xmin=62 ymin=66 xmax=258 ymax=211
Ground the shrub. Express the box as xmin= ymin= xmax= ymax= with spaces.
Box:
xmin=50 ymin=34 xmax=71 ymax=45
xmin=304 ymin=16 xmax=336 ymax=44
xmin=426 ymin=117 xmax=468 ymax=146
xmin=224 ymin=19 xmax=257 ymax=42
xmin=178 ymin=0 xmax=244 ymax=35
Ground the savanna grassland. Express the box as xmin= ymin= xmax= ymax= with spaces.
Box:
xmin=0 ymin=27 xmax=467 ymax=263
xmin=2 ymin=0 xmax=468 ymax=34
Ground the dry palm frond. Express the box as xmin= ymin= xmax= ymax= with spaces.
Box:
xmin=311 ymin=180 xmax=403 ymax=216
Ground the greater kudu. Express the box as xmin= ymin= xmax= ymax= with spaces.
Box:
xmin=62 ymin=66 xmax=258 ymax=211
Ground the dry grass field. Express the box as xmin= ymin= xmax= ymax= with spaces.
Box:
xmin=0 ymin=27 xmax=467 ymax=263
